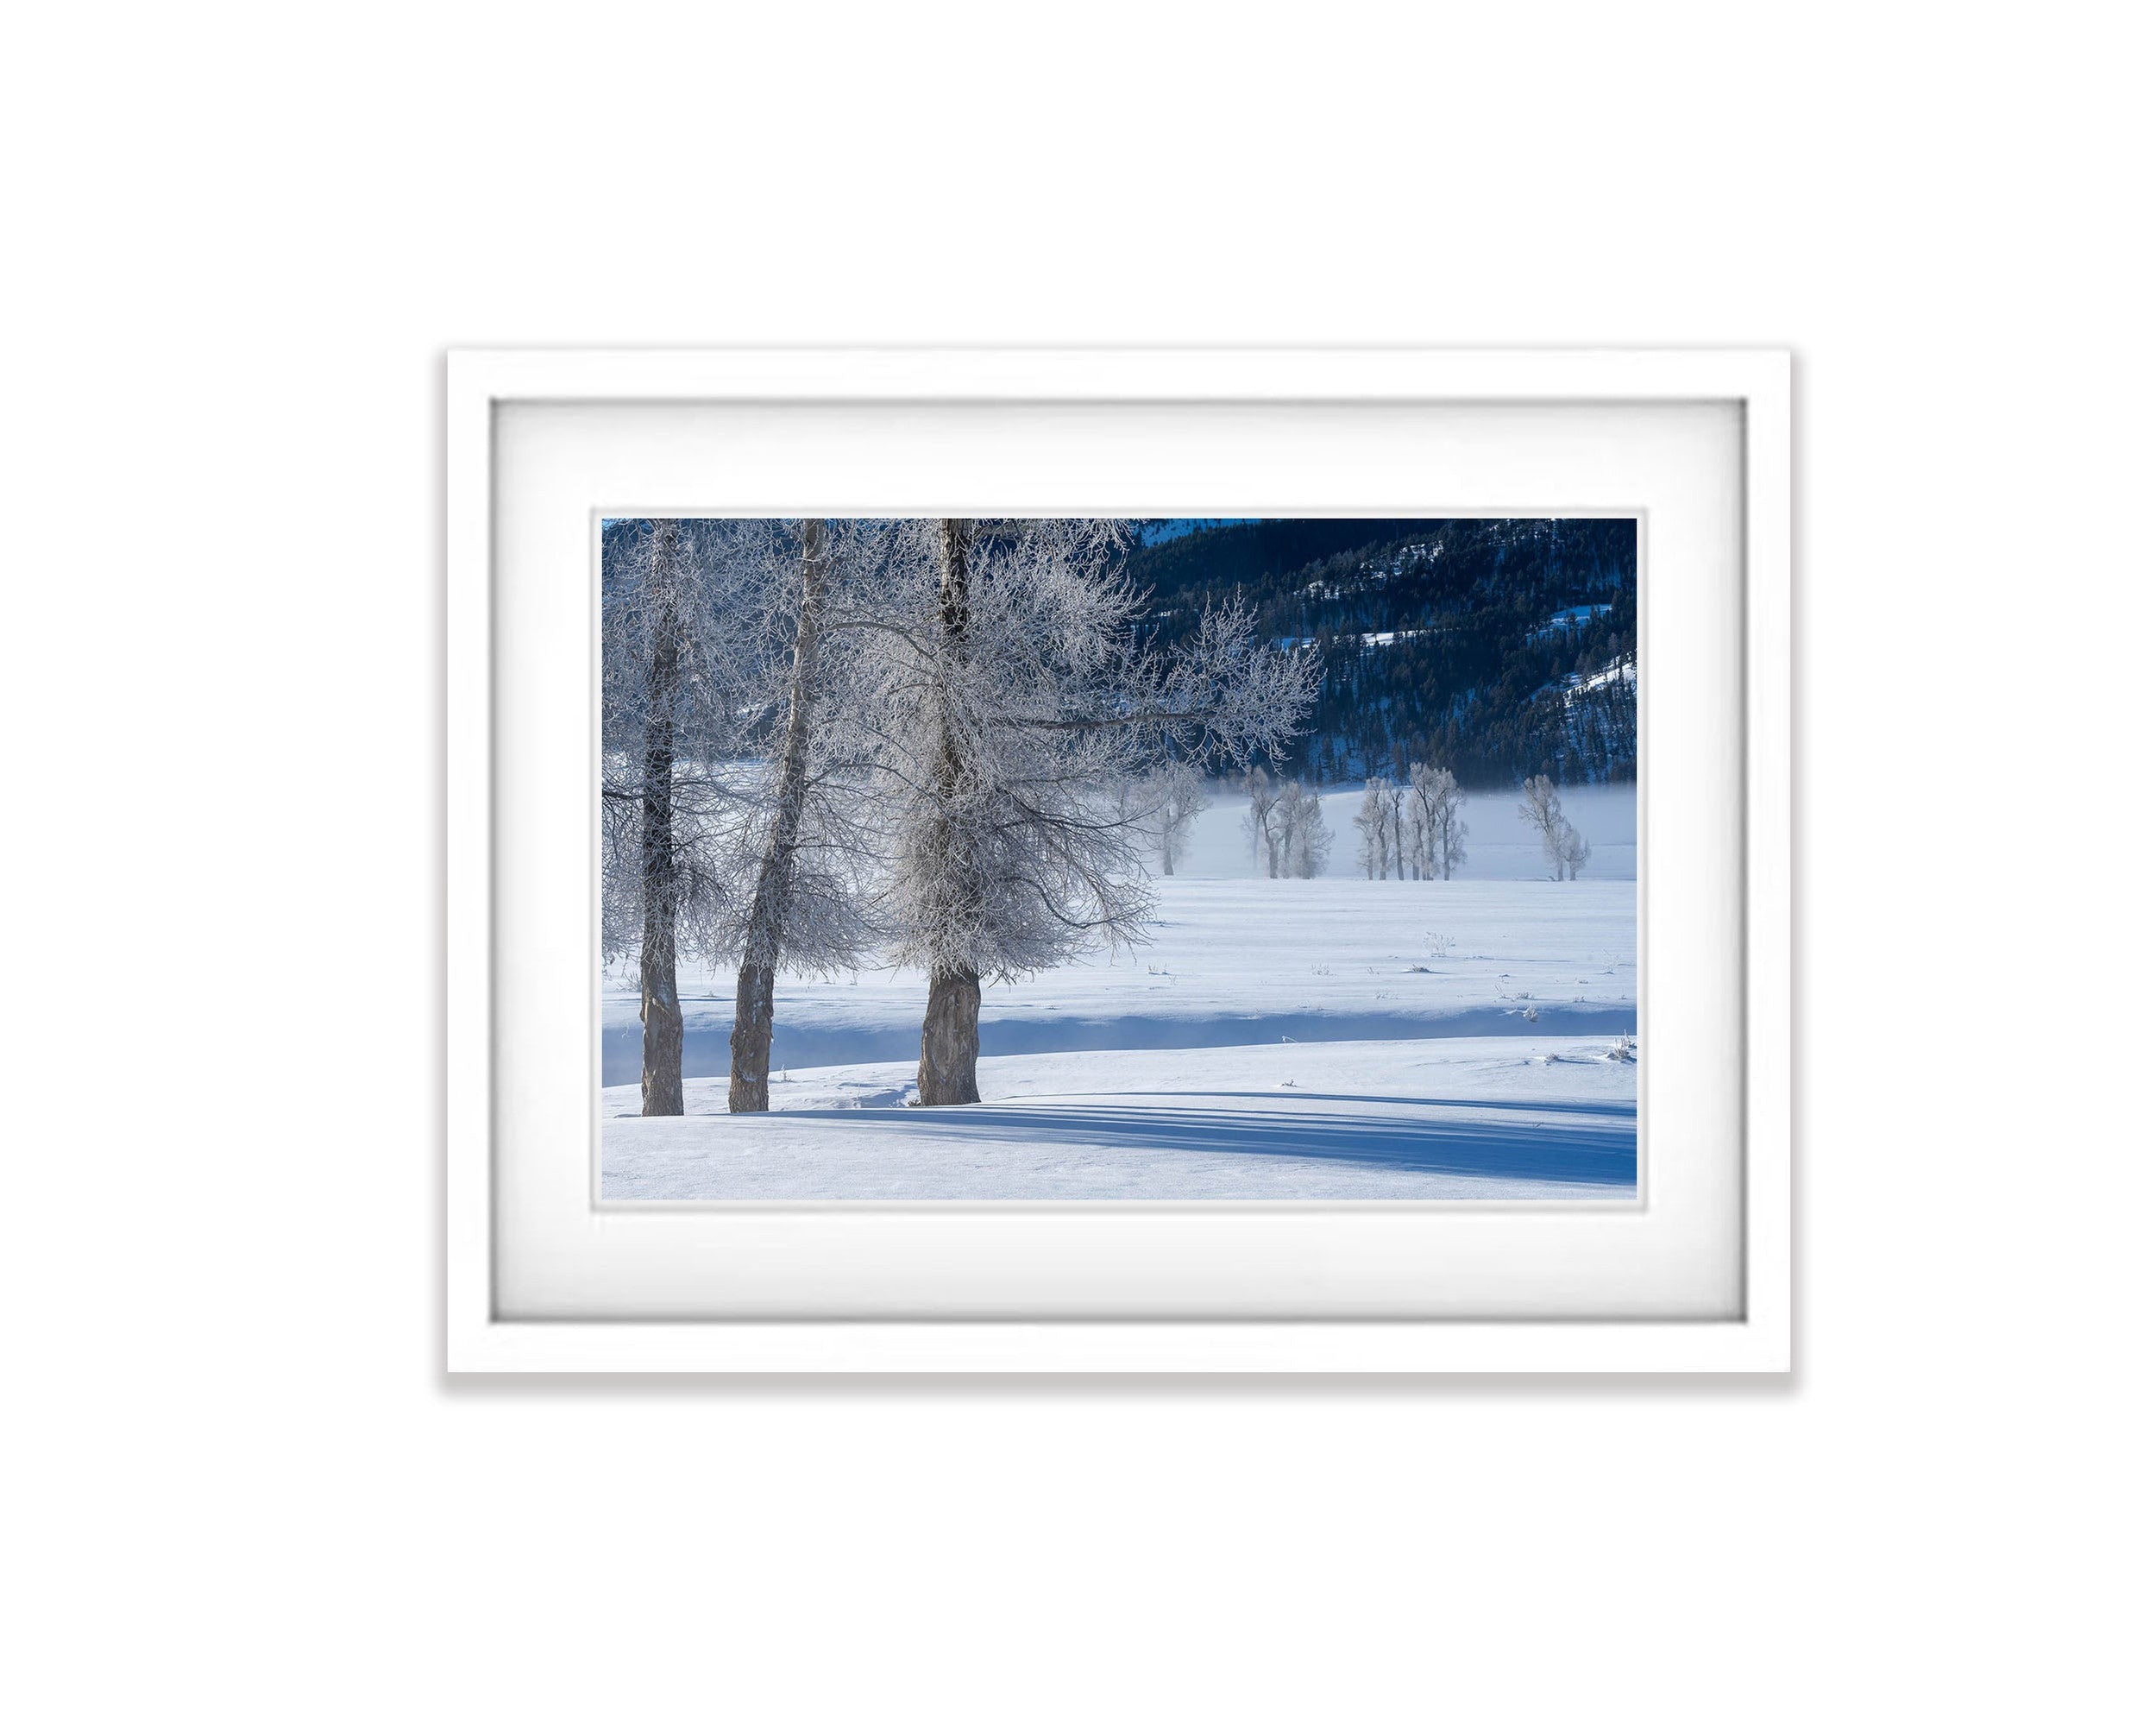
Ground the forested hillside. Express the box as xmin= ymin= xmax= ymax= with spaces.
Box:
xmin=1122 ymin=518 xmax=1637 ymax=787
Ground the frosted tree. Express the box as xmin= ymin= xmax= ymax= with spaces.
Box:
xmin=1279 ymin=781 xmax=1332 ymax=878
xmin=1409 ymin=761 xmax=1468 ymax=880
xmin=1557 ymin=822 xmax=1592 ymax=880
xmin=631 ymin=521 xmax=693 ymax=1113
xmin=1518 ymin=773 xmax=1587 ymax=880
xmin=1242 ymin=765 xmax=1286 ymax=878
xmin=1100 ymin=764 xmax=1212 ymax=880
xmin=1099 ymin=773 xmax=1169 ymax=885
xmin=1354 ymin=778 xmax=1389 ymax=878
xmin=1384 ymin=779 xmax=1408 ymax=879
xmin=1147 ymin=759 xmax=1209 ymax=876
xmin=1104 ymin=773 xmax=1150 ymax=834
xmin=1518 ymin=772 xmax=1563 ymax=876
xmin=722 ymin=519 xmax=886 ymax=1112
xmin=600 ymin=519 xmax=772 ymax=1115
xmin=852 ymin=519 xmax=1317 ymax=1104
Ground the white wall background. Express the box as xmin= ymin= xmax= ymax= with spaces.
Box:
xmin=4 ymin=6 xmax=2146 ymax=1721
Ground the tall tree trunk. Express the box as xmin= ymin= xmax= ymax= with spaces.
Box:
xmin=917 ymin=519 xmax=984 ymax=1105
xmin=729 ymin=519 xmax=830 ymax=1113
xmin=919 ymin=966 xmax=982 ymax=1105
xmin=639 ymin=520 xmax=686 ymax=1117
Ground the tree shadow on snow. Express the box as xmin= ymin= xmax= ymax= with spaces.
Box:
xmin=778 ymin=1097 xmax=1637 ymax=1187
xmin=1148 ymin=1090 xmax=1638 ymax=1121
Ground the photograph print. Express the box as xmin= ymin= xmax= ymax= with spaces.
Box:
xmin=602 ymin=516 xmax=1637 ymax=1199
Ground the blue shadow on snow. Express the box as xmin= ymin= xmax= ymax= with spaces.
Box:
xmin=600 ymin=1004 xmax=1637 ymax=1087
xmin=732 ymin=1095 xmax=1637 ymax=1189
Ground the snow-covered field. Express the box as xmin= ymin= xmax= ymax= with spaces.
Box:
xmin=606 ymin=1038 xmax=1636 ymax=1199
xmin=602 ymin=785 xmax=1637 ymax=1199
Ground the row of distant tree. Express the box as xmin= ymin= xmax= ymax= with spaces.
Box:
xmin=1226 ymin=764 xmax=1594 ymax=882
xmin=1354 ymin=765 xmax=1470 ymax=880
xmin=1239 ymin=765 xmax=1333 ymax=878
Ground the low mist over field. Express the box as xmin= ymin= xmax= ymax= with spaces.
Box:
xmin=1174 ymin=782 xmax=1637 ymax=882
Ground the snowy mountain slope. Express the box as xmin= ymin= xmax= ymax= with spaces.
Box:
xmin=1123 ymin=517 xmax=1637 ymax=784
xmin=1531 ymin=603 xmax=1614 ymax=639
xmin=1543 ymin=655 xmax=1636 ymax=702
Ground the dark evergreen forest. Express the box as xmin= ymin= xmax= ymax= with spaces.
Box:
xmin=1121 ymin=518 xmax=1637 ymax=788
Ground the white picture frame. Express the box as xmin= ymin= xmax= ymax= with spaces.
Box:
xmin=448 ymin=348 xmax=1790 ymax=1373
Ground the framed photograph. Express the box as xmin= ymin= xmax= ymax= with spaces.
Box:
xmin=447 ymin=349 xmax=1789 ymax=1372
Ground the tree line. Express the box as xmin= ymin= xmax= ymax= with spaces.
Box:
xmin=1239 ymin=765 xmax=1332 ymax=877
xmin=1351 ymin=763 xmax=1469 ymax=880
xmin=1240 ymin=759 xmax=1599 ymax=884
xmin=603 ymin=519 xmax=1318 ymax=1117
